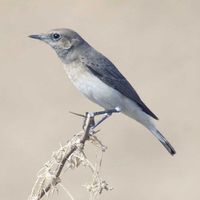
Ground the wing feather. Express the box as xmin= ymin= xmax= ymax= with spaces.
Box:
xmin=80 ymin=49 xmax=158 ymax=120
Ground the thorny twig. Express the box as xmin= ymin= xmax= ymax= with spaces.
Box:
xmin=28 ymin=108 xmax=120 ymax=200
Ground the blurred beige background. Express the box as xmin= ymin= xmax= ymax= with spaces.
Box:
xmin=0 ymin=0 xmax=200 ymax=199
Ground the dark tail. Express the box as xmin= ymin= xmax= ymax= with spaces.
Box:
xmin=151 ymin=129 xmax=176 ymax=156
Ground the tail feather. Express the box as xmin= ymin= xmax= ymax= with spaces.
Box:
xmin=151 ymin=129 xmax=176 ymax=156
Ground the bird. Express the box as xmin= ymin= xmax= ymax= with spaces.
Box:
xmin=29 ymin=28 xmax=176 ymax=156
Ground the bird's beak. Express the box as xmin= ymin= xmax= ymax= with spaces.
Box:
xmin=28 ymin=34 xmax=48 ymax=41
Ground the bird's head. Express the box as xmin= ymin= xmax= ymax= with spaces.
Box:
xmin=29 ymin=28 xmax=84 ymax=60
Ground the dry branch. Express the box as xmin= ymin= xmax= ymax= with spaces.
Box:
xmin=28 ymin=109 xmax=120 ymax=200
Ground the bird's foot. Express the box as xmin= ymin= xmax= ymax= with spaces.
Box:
xmin=70 ymin=107 xmax=121 ymax=134
xmin=89 ymin=107 xmax=121 ymax=133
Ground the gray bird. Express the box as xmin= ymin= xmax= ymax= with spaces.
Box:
xmin=29 ymin=28 xmax=176 ymax=155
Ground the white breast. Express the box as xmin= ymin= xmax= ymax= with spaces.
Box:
xmin=63 ymin=61 xmax=124 ymax=109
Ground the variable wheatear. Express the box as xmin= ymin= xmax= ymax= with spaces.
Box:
xmin=29 ymin=29 xmax=176 ymax=155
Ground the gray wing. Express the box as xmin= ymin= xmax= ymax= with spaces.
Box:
xmin=80 ymin=49 xmax=158 ymax=120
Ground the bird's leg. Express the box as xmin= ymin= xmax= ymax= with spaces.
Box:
xmin=93 ymin=107 xmax=121 ymax=116
xmin=70 ymin=107 xmax=121 ymax=133
xmin=90 ymin=107 xmax=121 ymax=131
xmin=91 ymin=113 xmax=111 ymax=130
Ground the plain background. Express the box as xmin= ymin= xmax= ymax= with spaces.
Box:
xmin=1 ymin=0 xmax=199 ymax=199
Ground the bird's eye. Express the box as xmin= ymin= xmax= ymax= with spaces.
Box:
xmin=52 ymin=33 xmax=61 ymax=40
